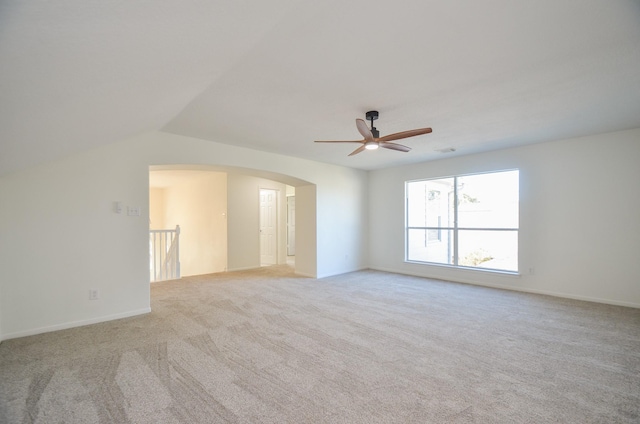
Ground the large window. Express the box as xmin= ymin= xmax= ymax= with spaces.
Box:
xmin=406 ymin=169 xmax=519 ymax=272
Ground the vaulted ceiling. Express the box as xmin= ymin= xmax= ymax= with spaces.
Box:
xmin=1 ymin=0 xmax=639 ymax=176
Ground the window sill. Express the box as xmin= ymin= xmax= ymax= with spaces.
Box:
xmin=404 ymin=260 xmax=521 ymax=277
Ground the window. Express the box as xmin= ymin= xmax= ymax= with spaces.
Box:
xmin=406 ymin=170 xmax=519 ymax=272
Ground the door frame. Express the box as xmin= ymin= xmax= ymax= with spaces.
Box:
xmin=259 ymin=188 xmax=278 ymax=266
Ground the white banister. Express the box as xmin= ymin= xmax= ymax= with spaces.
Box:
xmin=149 ymin=225 xmax=180 ymax=282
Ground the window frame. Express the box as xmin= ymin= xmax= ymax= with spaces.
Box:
xmin=405 ymin=169 xmax=519 ymax=274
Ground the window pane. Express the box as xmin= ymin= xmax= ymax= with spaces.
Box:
xmin=407 ymin=178 xmax=454 ymax=227
xmin=457 ymin=170 xmax=519 ymax=229
xmin=458 ymin=230 xmax=518 ymax=272
xmin=407 ymin=228 xmax=454 ymax=265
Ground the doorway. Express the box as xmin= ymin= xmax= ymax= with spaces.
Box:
xmin=149 ymin=169 xmax=228 ymax=278
xmin=260 ymin=189 xmax=277 ymax=266
xmin=287 ymin=195 xmax=295 ymax=256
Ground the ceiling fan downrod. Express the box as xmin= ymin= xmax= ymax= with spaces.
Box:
xmin=366 ymin=110 xmax=380 ymax=138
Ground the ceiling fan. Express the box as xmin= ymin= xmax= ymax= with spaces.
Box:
xmin=315 ymin=110 xmax=432 ymax=156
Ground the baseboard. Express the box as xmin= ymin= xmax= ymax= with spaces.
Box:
xmin=226 ymin=265 xmax=263 ymax=272
xmin=315 ymin=266 xmax=369 ymax=280
xmin=0 ymin=307 xmax=151 ymax=342
xmin=370 ymin=266 xmax=640 ymax=309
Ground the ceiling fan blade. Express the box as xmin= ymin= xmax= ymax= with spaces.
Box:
xmin=355 ymin=119 xmax=374 ymax=142
xmin=314 ymin=139 xmax=365 ymax=143
xmin=378 ymin=127 xmax=432 ymax=142
xmin=380 ymin=142 xmax=411 ymax=152
xmin=348 ymin=145 xmax=367 ymax=156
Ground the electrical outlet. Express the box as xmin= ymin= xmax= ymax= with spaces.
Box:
xmin=89 ymin=289 xmax=100 ymax=300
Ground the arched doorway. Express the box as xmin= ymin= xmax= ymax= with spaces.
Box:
xmin=149 ymin=164 xmax=314 ymax=277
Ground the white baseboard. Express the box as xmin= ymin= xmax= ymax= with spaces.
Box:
xmin=0 ymin=308 xmax=151 ymax=342
xmin=315 ymin=266 xmax=368 ymax=280
xmin=370 ymin=266 xmax=640 ymax=309
xmin=226 ymin=265 xmax=263 ymax=272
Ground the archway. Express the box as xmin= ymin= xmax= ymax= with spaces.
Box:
xmin=149 ymin=164 xmax=316 ymax=277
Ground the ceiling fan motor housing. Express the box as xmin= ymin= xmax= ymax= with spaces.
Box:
xmin=365 ymin=111 xmax=379 ymax=137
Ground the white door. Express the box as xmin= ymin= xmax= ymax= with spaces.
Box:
xmin=287 ymin=196 xmax=295 ymax=256
xmin=260 ymin=189 xmax=277 ymax=265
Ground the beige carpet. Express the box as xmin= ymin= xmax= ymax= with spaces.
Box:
xmin=1 ymin=266 xmax=639 ymax=423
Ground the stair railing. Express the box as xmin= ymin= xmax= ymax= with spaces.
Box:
xmin=149 ymin=225 xmax=181 ymax=282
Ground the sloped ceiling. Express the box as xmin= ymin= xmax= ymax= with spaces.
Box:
xmin=1 ymin=0 xmax=639 ymax=176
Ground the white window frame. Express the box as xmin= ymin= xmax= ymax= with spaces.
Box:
xmin=405 ymin=169 xmax=519 ymax=273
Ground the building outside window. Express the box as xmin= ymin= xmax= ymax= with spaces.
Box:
xmin=406 ymin=169 xmax=519 ymax=272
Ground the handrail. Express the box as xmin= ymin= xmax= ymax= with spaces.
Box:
xmin=149 ymin=225 xmax=180 ymax=282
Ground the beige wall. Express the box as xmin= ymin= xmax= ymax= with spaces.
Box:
xmin=149 ymin=187 xmax=166 ymax=229
xmin=150 ymin=171 xmax=227 ymax=276
xmin=227 ymin=174 xmax=288 ymax=271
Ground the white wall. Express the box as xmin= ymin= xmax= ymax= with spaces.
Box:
xmin=0 ymin=131 xmax=368 ymax=340
xmin=317 ymin=169 xmax=369 ymax=277
xmin=295 ymin=184 xmax=317 ymax=277
xmin=369 ymin=128 xmax=640 ymax=307
xmin=145 ymin=132 xmax=368 ymax=279
xmin=0 ymin=145 xmax=151 ymax=340
xmin=157 ymin=171 xmax=227 ymax=276
xmin=227 ymin=174 xmax=288 ymax=271
xmin=0 ymin=285 xmax=3 ymax=340
xmin=1 ymin=127 xmax=636 ymax=342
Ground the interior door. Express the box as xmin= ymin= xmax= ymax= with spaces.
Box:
xmin=260 ymin=189 xmax=277 ymax=265
xmin=287 ymin=196 xmax=295 ymax=256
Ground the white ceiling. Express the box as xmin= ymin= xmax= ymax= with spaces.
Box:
xmin=1 ymin=0 xmax=639 ymax=176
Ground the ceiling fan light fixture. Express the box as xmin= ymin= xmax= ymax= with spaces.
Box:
xmin=365 ymin=141 xmax=379 ymax=150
